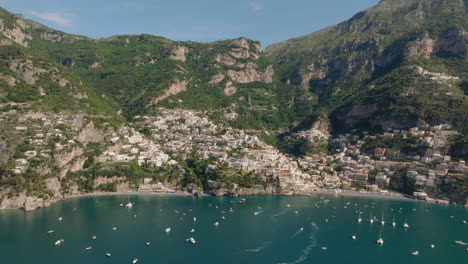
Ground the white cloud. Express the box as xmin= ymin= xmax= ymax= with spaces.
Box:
xmin=27 ymin=10 xmax=73 ymax=28
xmin=248 ymin=1 xmax=263 ymax=11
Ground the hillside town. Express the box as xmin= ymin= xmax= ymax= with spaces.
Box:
xmin=1 ymin=106 xmax=467 ymax=209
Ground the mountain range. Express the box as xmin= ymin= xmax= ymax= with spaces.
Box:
xmin=0 ymin=0 xmax=466 ymax=210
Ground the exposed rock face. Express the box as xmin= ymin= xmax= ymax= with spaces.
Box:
xmin=39 ymin=29 xmax=83 ymax=43
xmin=77 ymin=122 xmax=103 ymax=144
xmin=45 ymin=178 xmax=62 ymax=198
xmin=55 ymin=147 xmax=84 ymax=168
xmin=222 ymin=81 xmax=237 ymax=96
xmin=89 ymin=61 xmax=102 ymax=69
xmin=406 ymin=32 xmax=436 ymax=58
xmin=215 ymin=54 xmax=237 ymax=66
xmin=227 ymin=63 xmax=274 ymax=83
xmin=0 ymin=192 xmax=56 ymax=211
xmin=209 ymin=74 xmax=225 ymax=84
xmin=0 ymin=17 xmax=32 ymax=47
xmin=169 ymin=45 xmax=189 ymax=62
xmin=149 ymin=80 xmax=188 ymax=105
xmin=0 ymin=73 xmax=17 ymax=86
xmin=211 ymin=184 xmax=278 ymax=196
xmin=0 ymin=137 xmax=11 ymax=163
xmin=8 ymin=59 xmax=45 ymax=85
xmin=301 ymin=64 xmax=326 ymax=88
xmin=8 ymin=59 xmax=71 ymax=88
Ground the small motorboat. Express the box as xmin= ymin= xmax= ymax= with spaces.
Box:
xmin=105 ymin=253 xmax=111 ymax=257
xmin=352 ymin=235 xmax=356 ymax=240
xmin=112 ymin=227 xmax=118 ymax=231
xmin=85 ymin=247 xmax=92 ymax=251
xmin=146 ymin=242 xmax=150 ymax=247
xmin=54 ymin=239 xmax=64 ymax=245
xmin=430 ymin=244 xmax=435 ymax=248
xmin=299 ymin=227 xmax=304 ymax=231
xmin=214 ymin=222 xmax=219 ymax=227
xmin=58 ymin=217 xmax=63 ymax=221
xmin=412 ymin=251 xmax=419 ymax=256
xmin=132 ymin=258 xmax=138 ymax=264
xmin=377 ymin=238 xmax=384 ymax=245
xmin=165 ymin=227 xmax=171 ymax=233
xmin=321 ymin=247 xmax=327 ymax=250
xmin=193 ymin=217 xmax=197 ymax=222
xmin=190 ymin=229 xmax=195 ymax=233
xmin=186 ymin=237 xmax=196 ymax=244
xmin=125 ymin=202 xmax=133 ymax=208
xmin=92 ymin=236 xmax=97 ymax=240
xmin=47 ymin=230 xmax=54 ymax=234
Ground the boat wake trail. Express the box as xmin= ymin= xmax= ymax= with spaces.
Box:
xmin=242 ymin=241 xmax=273 ymax=253
xmin=291 ymin=228 xmax=305 ymax=238
xmin=277 ymin=222 xmax=319 ymax=264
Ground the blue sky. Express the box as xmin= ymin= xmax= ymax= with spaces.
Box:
xmin=0 ymin=0 xmax=380 ymax=47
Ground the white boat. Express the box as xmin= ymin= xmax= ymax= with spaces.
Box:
xmin=54 ymin=239 xmax=63 ymax=245
xmin=377 ymin=238 xmax=384 ymax=245
xmin=286 ymin=204 xmax=291 ymax=207
xmin=352 ymin=235 xmax=356 ymax=240
xmin=377 ymin=232 xmax=384 ymax=245
xmin=165 ymin=227 xmax=171 ymax=233
xmin=47 ymin=230 xmax=54 ymax=234
xmin=85 ymin=247 xmax=92 ymax=251
xmin=193 ymin=217 xmax=197 ymax=222
xmin=430 ymin=244 xmax=435 ymax=248
xmin=146 ymin=242 xmax=150 ymax=246
xmin=392 ymin=215 xmax=396 ymax=227
xmin=412 ymin=251 xmax=419 ymax=256
xmin=321 ymin=247 xmax=327 ymax=250
xmin=357 ymin=212 xmax=362 ymax=223
xmin=381 ymin=213 xmax=385 ymax=225
xmin=299 ymin=227 xmax=304 ymax=231
xmin=112 ymin=227 xmax=118 ymax=231
xmin=92 ymin=236 xmax=97 ymax=240
xmin=186 ymin=237 xmax=196 ymax=244
xmin=190 ymin=229 xmax=195 ymax=233
xmin=105 ymin=253 xmax=111 ymax=257
xmin=403 ymin=218 xmax=409 ymax=228
xmin=214 ymin=222 xmax=219 ymax=226
xmin=58 ymin=217 xmax=63 ymax=221
xmin=132 ymin=258 xmax=138 ymax=264
xmin=125 ymin=202 xmax=133 ymax=208
xmin=369 ymin=212 xmax=374 ymax=224
xmin=119 ymin=203 xmax=123 ymax=207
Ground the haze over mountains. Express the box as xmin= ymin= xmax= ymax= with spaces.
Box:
xmin=0 ymin=0 xmax=466 ymax=210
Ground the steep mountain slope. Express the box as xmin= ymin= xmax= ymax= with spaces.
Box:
xmin=0 ymin=9 xmax=116 ymax=116
xmin=15 ymin=14 xmax=313 ymax=130
xmin=266 ymin=0 xmax=467 ymax=132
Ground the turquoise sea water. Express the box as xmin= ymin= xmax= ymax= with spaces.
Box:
xmin=0 ymin=195 xmax=467 ymax=264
